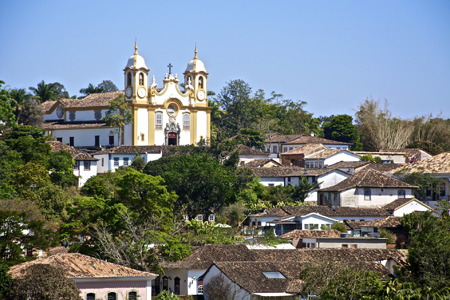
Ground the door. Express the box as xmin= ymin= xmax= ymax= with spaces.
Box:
xmin=168 ymin=132 xmax=177 ymax=145
xmin=95 ymin=135 xmax=100 ymax=147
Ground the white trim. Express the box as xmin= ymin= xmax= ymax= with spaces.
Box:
xmin=71 ymin=276 xmax=157 ymax=283
xmin=146 ymin=280 xmax=152 ymax=300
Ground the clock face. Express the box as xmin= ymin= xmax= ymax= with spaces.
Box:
xmin=125 ymin=87 xmax=132 ymax=98
xmin=138 ymin=87 xmax=146 ymax=98
xmin=197 ymin=90 xmax=205 ymax=100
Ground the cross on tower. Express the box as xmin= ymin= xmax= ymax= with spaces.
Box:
xmin=167 ymin=63 xmax=173 ymax=74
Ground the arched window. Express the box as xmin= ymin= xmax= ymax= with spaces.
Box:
xmin=198 ymin=76 xmax=204 ymax=89
xmin=152 ymin=277 xmax=160 ymax=295
xmin=139 ymin=72 xmax=144 ymax=85
xmin=127 ymin=73 xmax=132 ymax=86
xmin=183 ymin=113 xmax=190 ymax=129
xmin=86 ymin=293 xmax=95 ymax=300
xmin=163 ymin=276 xmax=168 ymax=291
xmin=364 ymin=189 xmax=371 ymax=200
xmin=257 ymin=221 xmax=261 ymax=226
xmin=174 ymin=277 xmax=180 ymax=295
xmin=398 ymin=190 xmax=406 ymax=198
xmin=107 ymin=292 xmax=116 ymax=300
xmin=128 ymin=291 xmax=137 ymax=300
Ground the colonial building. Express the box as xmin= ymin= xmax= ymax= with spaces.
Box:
xmin=40 ymin=43 xmax=211 ymax=148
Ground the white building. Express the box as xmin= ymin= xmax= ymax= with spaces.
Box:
xmin=40 ymin=43 xmax=211 ymax=148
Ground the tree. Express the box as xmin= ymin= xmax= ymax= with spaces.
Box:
xmin=97 ymin=80 xmax=119 ymax=92
xmin=14 ymin=162 xmax=51 ymax=199
xmin=323 ymin=114 xmax=362 ymax=150
xmin=104 ymin=94 xmax=133 ymax=146
xmin=81 ymin=171 xmax=121 ymax=199
xmin=394 ymin=172 xmax=446 ymax=200
xmin=48 ymin=150 xmax=76 ymax=187
xmin=203 ymin=274 xmax=248 ymax=300
xmin=0 ymin=264 xmax=12 ymax=299
xmin=0 ymin=81 xmax=15 ymax=132
xmin=155 ymin=290 xmax=180 ymax=300
xmin=6 ymin=264 xmax=82 ymax=300
xmin=406 ymin=140 xmax=444 ymax=156
xmin=29 ymin=80 xmax=57 ymax=102
xmin=36 ymin=185 xmax=71 ymax=222
xmin=20 ymin=97 xmax=44 ymax=126
xmin=236 ymin=128 xmax=266 ymax=149
xmin=130 ymin=155 xmax=146 ymax=171
xmin=360 ymin=153 xmax=382 ymax=163
xmin=8 ymin=88 xmax=31 ymax=124
xmin=331 ymin=222 xmax=347 ymax=233
xmin=50 ymin=82 xmax=70 ymax=99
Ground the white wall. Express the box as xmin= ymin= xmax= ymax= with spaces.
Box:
xmin=45 ymin=106 xmax=62 ymax=120
xmin=259 ymin=177 xmax=284 ymax=187
xmin=303 ymin=238 xmax=387 ymax=249
xmin=340 ymin=188 xmax=414 ymax=208
xmin=136 ymin=108 xmax=149 ymax=145
xmin=197 ymin=111 xmax=207 ymax=143
xmin=202 ymin=266 xmax=251 ymax=300
xmin=324 ymin=152 xmax=360 ymax=166
xmin=301 ymin=214 xmax=337 ymax=230
xmin=393 ymin=200 xmax=431 ymax=217
xmin=74 ymin=161 xmax=98 ymax=187
xmin=95 ymin=154 xmax=109 ymax=173
xmin=67 ymin=109 xmax=108 ymax=122
xmin=324 ymin=144 xmax=349 ymax=150
xmin=187 ymin=270 xmax=207 ymax=295
xmin=52 ymin=128 xmax=118 ymax=147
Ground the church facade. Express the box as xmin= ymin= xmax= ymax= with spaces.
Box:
xmin=41 ymin=43 xmax=211 ymax=148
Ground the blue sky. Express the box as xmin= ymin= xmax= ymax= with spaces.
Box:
xmin=1 ymin=0 xmax=449 ymax=119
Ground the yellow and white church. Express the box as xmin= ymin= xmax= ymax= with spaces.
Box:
xmin=41 ymin=43 xmax=211 ymax=148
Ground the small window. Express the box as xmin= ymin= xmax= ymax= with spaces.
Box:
xmin=84 ymin=161 xmax=90 ymax=171
xmin=87 ymin=293 xmax=95 ymax=300
xmin=268 ymin=183 xmax=275 ymax=187
xmin=289 ymin=147 xmax=293 ymax=151
xmin=139 ymin=72 xmax=144 ymax=85
xmin=198 ymin=285 xmax=203 ymax=294
xmin=398 ymin=190 xmax=406 ymax=198
xmin=209 ymin=215 xmax=215 ymax=221
xmin=127 ymin=73 xmax=132 ymax=86
xmin=183 ymin=113 xmax=190 ymax=129
xmin=156 ymin=112 xmax=163 ymax=129
xmin=102 ymin=158 xmax=104 ymax=167
xmin=56 ymin=137 xmax=62 ymax=143
xmin=174 ymin=277 xmax=180 ymax=295
xmin=109 ymin=136 xmax=114 ymax=146
xmin=167 ymin=105 xmax=176 ymax=116
xmin=198 ymin=76 xmax=204 ymax=89
xmin=124 ymin=157 xmax=129 ymax=166
xmin=283 ymin=147 xmax=287 ymax=152
xmin=342 ymin=244 xmax=348 ymax=249
xmin=304 ymin=224 xmax=309 ymax=229
xmin=114 ymin=158 xmax=119 ymax=166
xmin=69 ymin=137 xmax=74 ymax=147
xmin=257 ymin=221 xmax=261 ymax=226
xmin=141 ymin=133 xmax=145 ymax=141
xmin=162 ymin=277 xmax=169 ymax=291
xmin=128 ymin=291 xmax=137 ymax=300
xmin=107 ymin=292 xmax=116 ymax=300
xmin=196 ymin=215 xmax=203 ymax=221
xmin=74 ymin=161 xmax=79 ymax=170
xmin=273 ymin=145 xmax=278 ymax=153
xmin=351 ymin=244 xmax=358 ymax=249
xmin=310 ymin=243 xmax=316 ymax=248
xmin=95 ymin=135 xmax=100 ymax=147
xmin=364 ymin=189 xmax=371 ymax=200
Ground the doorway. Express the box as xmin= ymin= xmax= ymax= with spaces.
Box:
xmin=168 ymin=132 xmax=177 ymax=145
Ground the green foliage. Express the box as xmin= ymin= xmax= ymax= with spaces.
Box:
xmin=81 ymin=171 xmax=121 ymax=199
xmin=14 ymin=162 xmax=51 ymax=199
xmin=8 ymin=88 xmax=31 ymax=124
xmin=406 ymin=140 xmax=444 ymax=156
xmin=331 ymin=222 xmax=347 ymax=233
xmin=378 ymin=228 xmax=396 ymax=244
xmin=143 ymin=155 xmax=177 ymax=177
xmin=130 ymin=155 xmax=146 ymax=171
xmin=395 ymin=172 xmax=446 ymax=200
xmin=79 ymin=83 xmax=106 ymax=96
xmin=219 ymin=203 xmax=248 ymax=227
xmin=185 ymin=219 xmax=241 ymax=246
xmin=36 ymin=185 xmax=71 ymax=222
xmin=360 ymin=153 xmax=382 ymax=163
xmin=104 ymin=93 xmax=133 ymax=145
xmin=29 ymin=80 xmax=58 ymax=102
xmin=48 ymin=150 xmax=77 ymax=187
xmin=0 ymin=264 xmax=12 ymax=299
xmin=236 ymin=128 xmax=266 ymax=149
xmin=6 ymin=264 xmax=82 ymax=300
xmin=155 ymin=290 xmax=180 ymax=300
xmin=323 ymin=114 xmax=362 ymax=150
xmin=97 ymin=80 xmax=119 ymax=92
xmin=0 ymin=81 xmax=15 ymax=130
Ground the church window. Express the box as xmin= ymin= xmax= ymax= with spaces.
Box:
xmin=127 ymin=73 xmax=132 ymax=86
xmin=156 ymin=112 xmax=162 ymax=129
xmin=167 ymin=105 xmax=176 ymax=116
xmin=128 ymin=292 xmax=137 ymax=300
xmin=183 ymin=113 xmax=190 ymax=129
xmin=86 ymin=293 xmax=95 ymax=300
xmin=139 ymin=73 xmax=144 ymax=85
xmin=198 ymin=76 xmax=204 ymax=89
xmin=162 ymin=277 xmax=168 ymax=291
xmin=107 ymin=292 xmax=116 ymax=300
xmin=56 ymin=105 xmax=64 ymax=118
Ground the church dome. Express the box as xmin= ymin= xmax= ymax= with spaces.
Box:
xmin=185 ymin=45 xmax=207 ymax=73
xmin=125 ymin=42 xmax=148 ymax=70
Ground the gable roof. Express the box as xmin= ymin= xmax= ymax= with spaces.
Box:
xmin=390 ymin=152 xmax=450 ymax=174
xmin=265 ymin=134 xmax=303 ymax=143
xmin=364 ymin=163 xmax=406 ymax=174
xmin=42 ymin=120 xmax=110 ymax=130
xmin=60 ymin=91 xmax=124 ymax=109
xmin=243 ymin=159 xmax=281 ymax=168
xmin=383 ymin=198 xmax=432 ymax=213
xmin=283 ymin=135 xmax=351 ymax=145
xmin=9 ymin=253 xmax=157 ymax=279
xmin=93 ymin=145 xmax=170 ymax=155
xmin=318 ymin=168 xmax=416 ymax=192
xmin=278 ymin=230 xmax=342 ymax=239
xmin=380 ymin=148 xmax=431 ymax=160
xmin=41 ymin=100 xmax=57 ymax=113
xmin=47 ymin=141 xmax=98 ymax=161
xmin=361 ymin=216 xmax=402 ymax=228
xmin=305 ymin=149 xmax=358 ymax=159
xmin=250 ymin=205 xmax=391 ymax=218
xmin=329 ymin=161 xmax=372 ymax=169
xmin=249 ymin=166 xmax=347 ymax=178
xmin=238 ymin=145 xmax=269 ymax=156
xmin=280 ymin=143 xmax=327 ymax=155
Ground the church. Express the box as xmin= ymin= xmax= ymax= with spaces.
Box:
xmin=40 ymin=43 xmax=211 ymax=148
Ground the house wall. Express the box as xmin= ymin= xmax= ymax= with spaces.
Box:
xmin=324 ymin=152 xmax=360 ymax=166
xmin=303 ymin=238 xmax=387 ymax=249
xmin=76 ymin=280 xmax=151 ymax=300
xmin=259 ymin=177 xmax=284 ymax=187
xmin=187 ymin=270 xmax=207 ymax=295
xmin=240 ymin=155 xmax=271 ymax=164
xmin=339 ymin=188 xmax=414 ymax=208
xmin=74 ymin=160 xmax=98 ymax=187
xmin=160 ymin=269 xmax=190 ymax=295
xmin=95 ymin=154 xmax=109 ymax=173
xmin=301 ymin=214 xmax=337 ymax=230
xmin=393 ymin=201 xmax=431 ymax=217
xmin=51 ymin=127 xmax=119 ymax=147
xmin=202 ymin=266 xmax=251 ymax=300
xmin=324 ymin=144 xmax=349 ymax=150
xmin=250 ymin=217 xmax=277 ymax=227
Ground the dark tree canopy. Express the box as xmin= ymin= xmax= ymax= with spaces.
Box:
xmin=6 ymin=264 xmax=82 ymax=300
xmin=323 ymin=114 xmax=362 ymax=150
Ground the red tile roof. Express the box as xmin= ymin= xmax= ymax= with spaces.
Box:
xmin=47 ymin=141 xmax=98 ymax=161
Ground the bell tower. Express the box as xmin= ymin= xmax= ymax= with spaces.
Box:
xmin=123 ymin=42 xmax=149 ymax=103
xmin=183 ymin=45 xmax=209 ymax=106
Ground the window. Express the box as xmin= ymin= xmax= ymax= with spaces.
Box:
xmin=95 ymin=136 xmax=100 ymax=147
xmin=198 ymin=285 xmax=203 ymax=294
xmin=128 ymin=291 xmax=137 ymax=300
xmin=114 ymin=158 xmax=119 ymax=166
xmin=197 ymin=277 xmax=204 ymax=294
xmin=183 ymin=113 xmax=190 ymax=129
xmin=156 ymin=112 xmax=163 ymax=129
xmin=141 ymin=133 xmax=145 ymax=141
xmin=127 ymin=73 xmax=132 ymax=86
xmin=124 ymin=157 xmax=129 ymax=166
xmin=304 ymin=224 xmax=309 ymax=229
xmin=152 ymin=277 xmax=160 ymax=296
xmin=102 ymin=158 xmax=104 ymax=167
xmin=364 ymin=189 xmax=371 ymax=200
xmin=86 ymin=293 xmax=95 ymax=300
xmin=209 ymin=214 xmax=215 ymax=222
xmin=351 ymin=244 xmax=358 ymax=249
xmin=69 ymin=137 xmax=74 ymax=147
xmin=398 ymin=190 xmax=406 ymax=198
xmin=289 ymin=147 xmax=293 ymax=151
xmin=283 ymin=147 xmax=287 ymax=152
xmin=310 ymin=243 xmax=316 ymax=248
xmin=198 ymin=76 xmax=204 ymax=88
xmin=74 ymin=161 xmax=79 ymax=170
xmin=84 ymin=161 xmax=90 ymax=171
xmin=196 ymin=215 xmax=203 ymax=221
xmin=162 ymin=276 xmax=168 ymax=291
xmin=56 ymin=137 xmax=62 ymax=143
xmin=268 ymin=183 xmax=274 ymax=187
xmin=174 ymin=277 xmax=180 ymax=295
xmin=273 ymin=145 xmax=278 ymax=153
xmin=139 ymin=72 xmax=144 ymax=85
xmin=262 ymin=272 xmax=285 ymax=279
xmin=342 ymin=244 xmax=348 ymax=249
xmin=107 ymin=292 xmax=116 ymax=300
xmin=257 ymin=221 xmax=261 ymax=226
xmin=109 ymin=136 xmax=114 ymax=146
xmin=167 ymin=105 xmax=176 ymax=116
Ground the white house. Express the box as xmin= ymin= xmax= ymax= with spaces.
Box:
xmin=318 ymin=168 xmax=416 ymax=208
xmin=383 ymin=198 xmax=433 ymax=217
xmin=304 ymin=149 xmax=361 ymax=168
xmin=47 ymin=141 xmax=98 ymax=187
xmin=238 ymin=145 xmax=271 ymax=164
xmin=92 ymin=145 xmax=168 ymax=173
xmin=329 ymin=161 xmax=372 ymax=174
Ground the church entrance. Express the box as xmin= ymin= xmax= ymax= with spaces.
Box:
xmin=168 ymin=132 xmax=177 ymax=145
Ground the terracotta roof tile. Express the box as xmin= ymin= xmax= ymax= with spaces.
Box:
xmin=265 ymin=134 xmax=303 ymax=143
xmin=280 ymin=144 xmax=326 ymax=155
xmin=47 ymin=141 xmax=98 ymax=161
xmin=41 ymin=100 xmax=57 ymax=113
xmin=390 ymin=152 xmax=450 ymax=174
xmin=250 ymin=206 xmax=391 ymax=218
xmin=60 ymin=91 xmax=124 ymax=108
xmin=243 ymin=159 xmax=281 ymax=168
xmin=42 ymin=120 xmax=110 ymax=130
xmin=9 ymin=253 xmax=157 ymax=279
xmin=284 ymin=135 xmax=351 ymax=145
xmin=318 ymin=168 xmax=416 ymax=192
xmin=278 ymin=230 xmax=342 ymax=239
xmin=329 ymin=161 xmax=372 ymax=168
xmin=364 ymin=163 xmax=406 ymax=174
xmin=93 ymin=145 xmax=170 ymax=155
xmin=381 ymin=198 xmax=431 ymax=214
xmin=305 ymin=148 xmax=348 ymax=159
xmin=238 ymin=145 xmax=270 ymax=156
xmin=249 ymin=166 xmax=343 ymax=178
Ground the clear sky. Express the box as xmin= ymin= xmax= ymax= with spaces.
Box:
xmin=1 ymin=0 xmax=449 ymax=120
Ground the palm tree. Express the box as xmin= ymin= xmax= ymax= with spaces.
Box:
xmin=79 ymin=83 xmax=106 ymax=97
xmin=9 ymin=88 xmax=31 ymax=124
xmin=29 ymin=80 xmax=56 ymax=103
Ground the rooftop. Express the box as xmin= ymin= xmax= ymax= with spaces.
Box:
xmin=329 ymin=161 xmax=372 ymax=168
xmin=47 ymin=141 xmax=98 ymax=161
xmin=284 ymin=135 xmax=351 ymax=145
xmin=278 ymin=230 xmax=342 ymax=239
xmin=93 ymin=145 xmax=170 ymax=155
xmin=390 ymin=152 xmax=450 ymax=174
xmin=243 ymin=159 xmax=281 ymax=168
xmin=250 ymin=205 xmax=391 ymax=218
xmin=41 ymin=120 xmax=110 ymax=130
xmin=280 ymin=144 xmax=326 ymax=155
xmin=383 ymin=198 xmax=431 ymax=213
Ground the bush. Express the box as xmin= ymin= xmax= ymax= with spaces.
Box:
xmin=331 ymin=222 xmax=347 ymax=233
xmin=378 ymin=228 xmax=396 ymax=244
